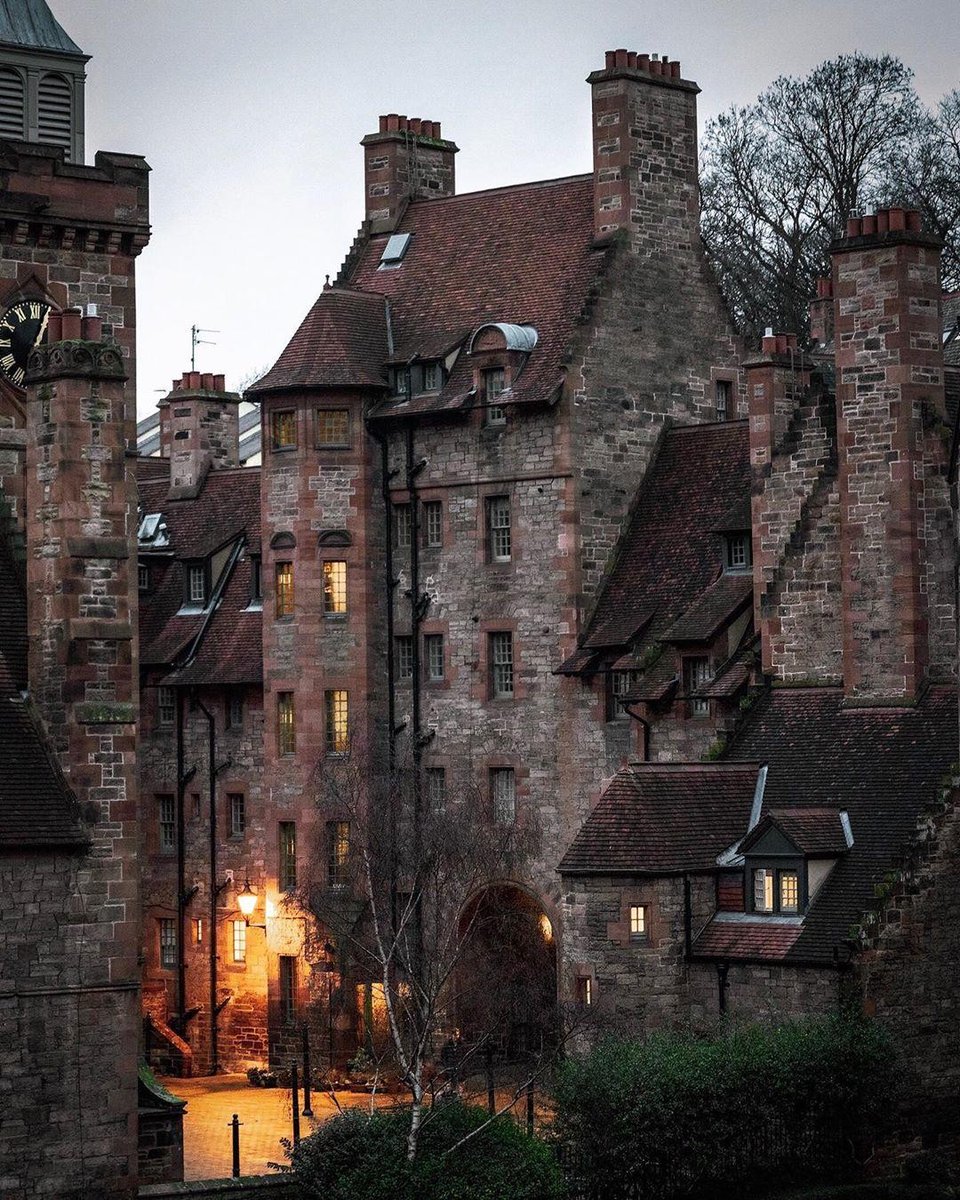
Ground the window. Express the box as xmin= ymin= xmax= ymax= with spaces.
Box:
xmin=277 ymin=691 xmax=295 ymax=755
xmin=629 ymin=905 xmax=647 ymax=942
xmin=232 ymin=919 xmax=247 ymax=964
xmin=575 ymin=976 xmax=592 ymax=1007
xmin=279 ymin=821 xmax=297 ymax=891
xmin=138 ymin=563 xmax=149 ymax=592
xmin=327 ymin=820 xmax=350 ymax=888
xmin=715 ymin=379 xmax=732 ymax=422
xmin=379 ymin=231 xmax=412 ymax=268
xmin=187 ymin=563 xmax=206 ymax=606
xmin=193 ymin=918 xmax=203 ymax=944
xmin=393 ymin=368 xmax=410 ymax=397
xmin=426 ymin=767 xmax=446 ymax=810
xmin=0 ymin=67 xmax=26 ymax=141
xmin=192 ymin=792 xmax=201 ymax=821
xmin=158 ymin=795 xmax=175 ymax=853
xmin=425 ymin=634 xmax=444 ymax=681
xmin=394 ymin=503 xmax=412 ymax=549
xmin=490 ymin=767 xmax=516 ymax=824
xmin=322 ymin=560 xmax=347 ymax=615
xmin=780 ymin=871 xmax=799 ymax=914
xmin=609 ymin=670 xmax=639 ymax=720
xmin=324 ymin=690 xmax=349 ymax=754
xmin=725 ymin=533 xmax=752 ymax=572
xmin=422 ymin=362 xmax=441 ymax=392
xmin=271 ymin=409 xmax=297 ymax=449
xmin=159 ymin=918 xmax=177 ymax=970
xmin=250 ymin=555 xmax=262 ymax=605
xmin=423 ymin=500 xmax=443 ymax=548
xmin=229 ymin=793 xmax=245 ymax=838
xmin=395 ymin=636 xmax=414 ymax=679
xmin=484 ymin=367 xmax=506 ymax=425
xmin=227 ymin=690 xmax=243 ymax=730
xmin=316 ymin=408 xmax=350 ymax=447
xmin=275 ymin=561 xmax=294 ymax=618
xmin=486 ymin=496 xmax=511 ymax=562
xmin=279 ymin=956 xmax=297 ymax=1023
xmin=490 ymin=632 xmax=514 ymax=698
xmin=158 ymin=687 xmax=176 ymax=727
xmin=684 ymin=657 xmax=711 ymax=716
xmin=753 ymin=868 xmax=774 ymax=914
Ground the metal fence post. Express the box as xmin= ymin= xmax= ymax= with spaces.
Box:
xmin=229 ymin=1113 xmax=242 ymax=1178
xmin=302 ymin=1023 xmax=313 ymax=1117
xmin=291 ymin=1061 xmax=301 ymax=1146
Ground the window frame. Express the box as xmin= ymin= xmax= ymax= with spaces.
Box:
xmin=138 ymin=562 xmax=150 ymax=592
xmin=490 ymin=766 xmax=516 ymax=825
xmin=749 ymin=861 xmax=805 ymax=915
xmin=395 ymin=635 xmax=414 ymax=680
xmin=186 ymin=561 xmax=207 ymax=607
xmin=324 ymin=689 xmax=349 ymax=755
xmin=227 ymin=689 xmax=244 ymax=730
xmin=327 ymin=819 xmax=350 ymax=890
xmin=279 ymin=820 xmax=297 ymax=892
xmin=575 ymin=975 xmax=593 ymax=1008
xmin=724 ymin=532 xmax=753 ymax=573
xmin=715 ymin=378 xmax=732 ymax=422
xmin=322 ymin=560 xmax=348 ymax=616
xmin=423 ymin=500 xmax=443 ymax=548
xmin=158 ymin=794 xmax=175 ymax=854
xmin=277 ymin=691 xmax=296 ymax=756
xmin=315 ymin=407 xmax=351 ymax=449
xmin=228 ymin=792 xmax=246 ymax=839
xmin=394 ymin=503 xmax=412 ymax=550
xmin=426 ymin=767 xmax=446 ymax=810
xmin=424 ymin=633 xmax=444 ymax=682
xmin=483 ymin=367 xmax=507 ymax=425
xmin=629 ymin=904 xmax=648 ymax=942
xmin=489 ymin=631 xmax=514 ymax=699
xmin=249 ymin=555 xmax=263 ymax=606
xmin=279 ymin=955 xmax=298 ymax=1024
xmin=271 ymin=408 xmax=297 ymax=451
xmin=232 ymin=919 xmax=247 ymax=964
xmin=159 ymin=918 xmax=177 ymax=970
xmin=683 ymin=656 xmax=711 ymax=717
xmin=275 ymin=560 xmax=294 ymax=619
xmin=158 ymin=687 xmax=176 ymax=727
xmin=486 ymin=495 xmax=512 ymax=563
xmin=608 ymin=670 xmax=639 ymax=721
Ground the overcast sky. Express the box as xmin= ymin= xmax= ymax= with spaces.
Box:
xmin=52 ymin=0 xmax=960 ymax=418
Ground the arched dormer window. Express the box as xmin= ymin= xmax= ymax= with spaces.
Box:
xmin=0 ymin=67 xmax=25 ymax=140
xmin=37 ymin=73 xmax=72 ymax=153
xmin=468 ymin=323 xmax=538 ymax=427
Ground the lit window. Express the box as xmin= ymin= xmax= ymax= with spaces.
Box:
xmin=609 ymin=670 xmax=639 ymax=720
xmin=158 ymin=687 xmax=176 ymax=727
xmin=394 ymin=503 xmax=412 ymax=549
xmin=275 ymin=561 xmax=294 ymax=618
xmin=715 ymin=379 xmax=732 ymax=422
xmin=279 ymin=821 xmax=297 ymax=891
xmin=684 ymin=657 xmax=711 ymax=717
xmin=271 ymin=409 xmax=297 ymax=449
xmin=229 ymin=793 xmax=245 ymax=838
xmin=426 ymin=767 xmax=446 ymax=809
xmin=187 ymin=563 xmax=206 ymax=606
xmin=484 ymin=368 xmax=506 ymax=425
xmin=629 ymin=905 xmax=647 ymax=941
xmin=232 ymin=919 xmax=247 ymax=963
xmin=279 ymin=956 xmax=297 ymax=1023
xmin=325 ymin=689 xmax=349 ymax=754
xmin=328 ymin=820 xmax=350 ymax=888
xmin=725 ymin=533 xmax=752 ymax=572
xmin=490 ymin=632 xmax=514 ymax=698
xmin=158 ymin=795 xmax=175 ymax=853
xmin=316 ymin=408 xmax=350 ymax=447
xmin=227 ymin=690 xmax=243 ymax=730
xmin=422 ymin=362 xmax=441 ymax=391
xmin=250 ymin=555 xmax=262 ymax=604
xmin=490 ymin=767 xmax=516 ymax=824
xmin=423 ymin=500 xmax=443 ymax=548
xmin=277 ymin=691 xmax=295 ymax=755
xmin=425 ymin=634 xmax=444 ymax=681
xmin=194 ymin=918 xmax=203 ymax=944
xmin=487 ymin=496 xmax=511 ymax=562
xmin=575 ymin=976 xmax=592 ymax=1007
xmin=138 ymin=563 xmax=149 ymax=591
xmin=780 ymin=871 xmax=799 ymax=913
xmin=753 ymin=868 xmax=774 ymax=914
xmin=322 ymin=561 xmax=347 ymax=614
xmin=396 ymin=636 xmax=414 ymax=680
xmin=159 ymin=918 xmax=177 ymax=969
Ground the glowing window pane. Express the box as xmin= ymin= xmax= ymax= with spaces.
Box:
xmin=275 ymin=561 xmax=294 ymax=618
xmin=325 ymin=690 xmax=349 ymax=754
xmin=322 ymin=561 xmax=347 ymax=614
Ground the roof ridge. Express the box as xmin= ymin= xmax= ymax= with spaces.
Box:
xmin=398 ymin=172 xmax=593 ymax=211
xmin=626 ymin=761 xmax=761 ymax=771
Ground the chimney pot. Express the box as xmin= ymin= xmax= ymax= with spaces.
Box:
xmin=638 ymin=53 xmax=650 ymax=70
xmin=888 ymin=207 xmax=906 ymax=232
xmin=649 ymin=58 xmax=663 ymax=75
xmin=846 ymin=217 xmax=862 ymax=238
xmin=762 ymin=334 xmax=778 ymax=355
xmin=188 ymin=371 xmax=201 ymax=389
xmin=605 ymin=50 xmax=616 ymax=69
xmin=201 ymin=372 xmax=214 ymax=390
xmin=214 ymin=373 xmax=225 ymax=391
xmin=627 ymin=51 xmax=637 ymax=68
xmin=876 ymin=210 xmax=889 ymax=234
xmin=386 ymin=113 xmax=399 ymax=132
xmin=906 ymin=209 xmax=921 ymax=232
xmin=862 ymin=214 xmax=877 ymax=236
xmin=614 ymin=48 xmax=628 ymax=68
xmin=379 ymin=115 xmax=388 ymax=133
xmin=61 ymin=308 xmax=82 ymax=340
xmin=671 ymin=61 xmax=681 ymax=78
xmin=409 ymin=117 xmax=422 ymax=134
xmin=81 ymin=315 xmax=102 ymax=342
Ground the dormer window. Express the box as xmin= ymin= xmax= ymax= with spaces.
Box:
xmin=484 ymin=368 xmax=506 ymax=425
xmin=422 ymin=362 xmax=441 ymax=392
xmin=186 ymin=562 xmax=207 ymax=607
xmin=751 ymin=867 xmax=801 ymax=915
xmin=724 ymin=533 xmax=752 ymax=573
xmin=393 ymin=368 xmax=410 ymax=398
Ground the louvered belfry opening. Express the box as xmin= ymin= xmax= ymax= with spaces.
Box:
xmin=36 ymin=71 xmax=71 ymax=151
xmin=0 ymin=66 xmax=25 ymax=140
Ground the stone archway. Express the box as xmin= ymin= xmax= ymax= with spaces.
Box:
xmin=457 ymin=883 xmax=558 ymax=1058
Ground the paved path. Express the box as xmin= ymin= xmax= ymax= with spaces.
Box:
xmin=159 ymin=1074 xmax=395 ymax=1181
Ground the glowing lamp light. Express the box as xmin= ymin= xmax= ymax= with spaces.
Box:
xmin=236 ymin=879 xmax=258 ymax=920
xmin=539 ymin=914 xmax=554 ymax=942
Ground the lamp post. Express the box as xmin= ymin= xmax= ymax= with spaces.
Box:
xmin=237 ymin=879 xmax=266 ymax=929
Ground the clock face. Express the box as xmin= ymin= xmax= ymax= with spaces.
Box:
xmin=0 ymin=300 xmax=51 ymax=387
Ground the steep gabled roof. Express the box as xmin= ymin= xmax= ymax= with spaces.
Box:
xmin=0 ymin=0 xmax=84 ymax=56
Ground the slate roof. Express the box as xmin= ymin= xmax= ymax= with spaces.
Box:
xmin=0 ymin=0 xmax=84 ymax=56
xmin=559 ymin=422 xmax=751 ymax=673
xmin=693 ymin=914 xmax=802 ymax=961
xmin=137 ymin=465 xmax=262 ymax=682
xmin=558 ymin=762 xmax=761 ymax=875
xmin=0 ymin=524 xmax=85 ymax=849
xmin=258 ymin=175 xmax=607 ymax=418
xmin=748 ymin=807 xmax=850 ymax=856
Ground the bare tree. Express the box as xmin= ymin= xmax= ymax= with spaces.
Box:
xmin=303 ymin=739 xmax=564 ymax=1162
xmin=701 ymin=54 xmax=957 ymax=339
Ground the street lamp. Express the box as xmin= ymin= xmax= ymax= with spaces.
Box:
xmin=236 ymin=879 xmax=266 ymax=929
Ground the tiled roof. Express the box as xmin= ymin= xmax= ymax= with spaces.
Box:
xmin=250 ymin=288 xmax=390 ymax=394
xmin=661 ymin=573 xmax=753 ymax=644
xmin=567 ymin=422 xmax=751 ymax=670
xmin=138 ymin=468 xmax=262 ymax=678
xmin=726 ymin=686 xmax=958 ymax=963
xmin=0 ymin=526 xmax=85 ymax=848
xmin=558 ymin=762 xmax=761 ymax=875
xmin=343 ymin=176 xmax=606 ymax=418
xmin=693 ymin=914 xmax=802 ymax=961
xmin=0 ymin=0 xmax=84 ymax=55
xmin=753 ymin=807 xmax=850 ymax=856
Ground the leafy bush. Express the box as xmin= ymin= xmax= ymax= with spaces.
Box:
xmin=553 ymin=1016 xmax=893 ymax=1199
xmin=291 ymin=1100 xmax=565 ymax=1200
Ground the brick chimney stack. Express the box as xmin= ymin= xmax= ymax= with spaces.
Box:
xmin=831 ymin=207 xmax=946 ymax=703
xmin=809 ymin=276 xmax=834 ymax=347
xmin=164 ymin=370 xmax=241 ymax=499
xmin=361 ymin=114 xmax=458 ymax=232
xmin=587 ymin=49 xmax=699 ymax=250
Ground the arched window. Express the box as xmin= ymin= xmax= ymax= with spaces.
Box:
xmin=37 ymin=73 xmax=72 ymax=151
xmin=0 ymin=67 xmax=25 ymax=141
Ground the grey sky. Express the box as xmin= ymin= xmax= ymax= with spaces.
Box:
xmin=51 ymin=0 xmax=960 ymax=417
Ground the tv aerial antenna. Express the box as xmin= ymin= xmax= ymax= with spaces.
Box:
xmin=190 ymin=324 xmax=219 ymax=371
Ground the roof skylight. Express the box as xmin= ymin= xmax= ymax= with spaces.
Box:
xmin=379 ymin=232 xmax=412 ymax=269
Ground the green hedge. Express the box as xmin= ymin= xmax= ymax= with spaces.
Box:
xmin=290 ymin=1100 xmax=566 ymax=1200
xmin=553 ymin=1016 xmax=894 ymax=1199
